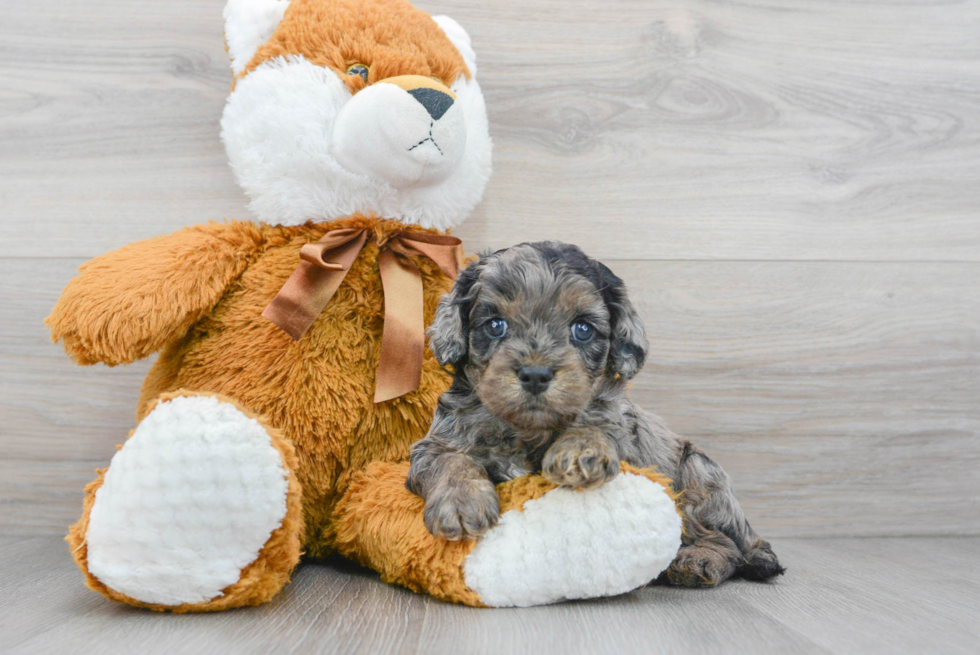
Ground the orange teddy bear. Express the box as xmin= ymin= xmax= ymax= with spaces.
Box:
xmin=48 ymin=0 xmax=681 ymax=610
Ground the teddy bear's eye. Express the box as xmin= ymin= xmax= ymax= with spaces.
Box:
xmin=346 ymin=63 xmax=369 ymax=82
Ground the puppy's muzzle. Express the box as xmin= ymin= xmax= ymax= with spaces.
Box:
xmin=517 ymin=365 xmax=554 ymax=395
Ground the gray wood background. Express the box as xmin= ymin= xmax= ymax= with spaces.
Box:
xmin=1 ymin=0 xmax=979 ymax=541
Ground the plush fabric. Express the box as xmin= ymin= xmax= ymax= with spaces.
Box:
xmin=101 ymin=217 xmax=452 ymax=558
xmin=66 ymin=391 xmax=305 ymax=613
xmin=84 ymin=394 xmax=292 ymax=605
xmin=332 ymin=460 xmax=484 ymax=606
xmin=47 ymin=221 xmax=262 ymax=366
xmin=240 ymin=0 xmax=470 ymax=86
xmin=52 ymin=217 xmax=454 ymax=603
xmin=50 ymin=0 xmax=682 ymax=611
xmin=224 ymin=0 xmax=292 ymax=75
xmin=463 ymin=465 xmax=683 ymax=607
xmin=221 ymin=0 xmax=491 ymax=230
xmin=221 ymin=53 xmax=491 ymax=230
xmin=332 ymin=462 xmax=681 ymax=608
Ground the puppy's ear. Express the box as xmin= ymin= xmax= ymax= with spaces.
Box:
xmin=595 ymin=262 xmax=648 ymax=379
xmin=428 ymin=260 xmax=481 ymax=367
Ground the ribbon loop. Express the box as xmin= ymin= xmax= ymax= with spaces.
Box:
xmin=262 ymin=226 xmax=463 ymax=403
xmin=299 ymin=246 xmax=346 ymax=271
xmin=388 ymin=232 xmax=465 ymax=280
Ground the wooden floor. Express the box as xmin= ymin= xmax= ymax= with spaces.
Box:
xmin=1 ymin=536 xmax=978 ymax=655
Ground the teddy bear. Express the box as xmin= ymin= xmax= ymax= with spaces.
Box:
xmin=47 ymin=0 xmax=682 ymax=610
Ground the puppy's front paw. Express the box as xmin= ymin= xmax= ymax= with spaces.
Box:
xmin=542 ymin=429 xmax=619 ymax=489
xmin=423 ymin=478 xmax=500 ymax=541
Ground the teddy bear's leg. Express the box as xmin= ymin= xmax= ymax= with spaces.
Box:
xmin=331 ymin=462 xmax=682 ymax=607
xmin=66 ymin=391 xmax=303 ymax=612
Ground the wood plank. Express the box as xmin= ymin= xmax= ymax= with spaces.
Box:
xmin=2 ymin=537 xmax=978 ymax=655
xmin=0 ymin=0 xmax=247 ymax=259
xmin=415 ymin=587 xmax=827 ymax=655
xmin=2 ymin=0 xmax=979 ymax=260
xmin=0 ymin=539 xmax=427 ymax=655
xmin=454 ymin=0 xmax=980 ymax=262
xmin=0 ymin=257 xmax=152 ymax=463
xmin=2 ymin=258 xmax=977 ymax=537
xmin=623 ymin=259 xmax=980 ymax=537
xmin=738 ymin=537 xmax=980 ymax=654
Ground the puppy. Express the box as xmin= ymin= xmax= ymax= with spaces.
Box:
xmin=407 ymin=242 xmax=784 ymax=587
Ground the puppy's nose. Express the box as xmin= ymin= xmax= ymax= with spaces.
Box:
xmin=407 ymin=87 xmax=454 ymax=120
xmin=518 ymin=365 xmax=554 ymax=395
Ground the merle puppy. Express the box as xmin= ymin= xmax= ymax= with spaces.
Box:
xmin=407 ymin=242 xmax=784 ymax=587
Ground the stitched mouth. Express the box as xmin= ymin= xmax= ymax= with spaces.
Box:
xmin=407 ymin=121 xmax=443 ymax=155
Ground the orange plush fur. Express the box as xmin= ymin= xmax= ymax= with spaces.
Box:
xmin=51 ymin=217 xmax=455 ymax=555
xmin=241 ymin=0 xmax=470 ymax=91
xmin=332 ymin=462 xmax=680 ymax=607
xmin=49 ymin=0 xmax=473 ymax=611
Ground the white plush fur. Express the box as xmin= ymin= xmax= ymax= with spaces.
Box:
xmin=332 ymin=81 xmax=467 ymax=189
xmin=463 ymin=474 xmax=682 ymax=607
xmin=432 ymin=15 xmax=477 ymax=76
xmin=224 ymin=0 xmax=290 ymax=75
xmin=221 ymin=18 xmax=491 ymax=230
xmin=85 ymin=396 xmax=290 ymax=606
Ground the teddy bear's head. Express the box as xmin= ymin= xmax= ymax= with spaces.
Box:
xmin=221 ymin=0 xmax=492 ymax=230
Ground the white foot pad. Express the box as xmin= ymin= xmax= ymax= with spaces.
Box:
xmin=85 ymin=395 xmax=289 ymax=606
xmin=463 ymin=474 xmax=682 ymax=607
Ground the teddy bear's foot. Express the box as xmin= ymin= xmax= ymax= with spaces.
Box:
xmin=462 ymin=468 xmax=682 ymax=607
xmin=332 ymin=462 xmax=682 ymax=607
xmin=67 ymin=391 xmax=303 ymax=611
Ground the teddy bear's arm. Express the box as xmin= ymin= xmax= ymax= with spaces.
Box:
xmin=46 ymin=222 xmax=264 ymax=366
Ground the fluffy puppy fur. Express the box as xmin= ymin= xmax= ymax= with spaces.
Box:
xmin=407 ymin=242 xmax=785 ymax=587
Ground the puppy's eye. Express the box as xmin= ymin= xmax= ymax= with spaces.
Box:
xmin=485 ymin=318 xmax=508 ymax=339
xmin=346 ymin=63 xmax=370 ymax=82
xmin=570 ymin=321 xmax=594 ymax=343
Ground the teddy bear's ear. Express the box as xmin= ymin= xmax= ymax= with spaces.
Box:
xmin=432 ymin=15 xmax=477 ymax=77
xmin=224 ymin=0 xmax=291 ymax=75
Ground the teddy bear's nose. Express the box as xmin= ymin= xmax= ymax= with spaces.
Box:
xmin=378 ymin=75 xmax=457 ymax=121
xmin=407 ymin=87 xmax=454 ymax=121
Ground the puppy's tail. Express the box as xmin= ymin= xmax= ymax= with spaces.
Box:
xmin=738 ymin=539 xmax=786 ymax=581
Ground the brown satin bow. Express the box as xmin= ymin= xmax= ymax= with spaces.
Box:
xmin=262 ymin=228 xmax=464 ymax=403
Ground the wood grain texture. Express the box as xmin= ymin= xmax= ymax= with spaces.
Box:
xmin=3 ymin=258 xmax=977 ymax=538
xmin=2 ymin=536 xmax=978 ymax=654
xmin=1 ymin=0 xmax=979 ymax=259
